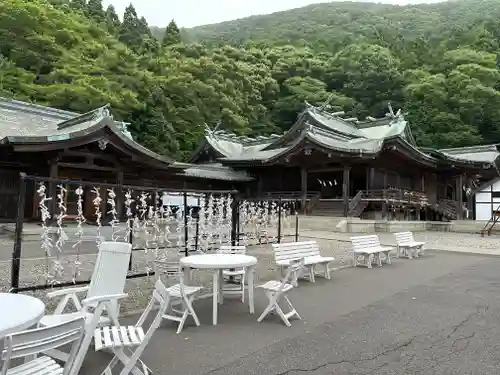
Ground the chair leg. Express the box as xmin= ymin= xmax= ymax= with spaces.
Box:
xmin=283 ymin=295 xmax=300 ymax=320
xmin=324 ymin=263 xmax=331 ymax=279
xmin=367 ymin=254 xmax=373 ymax=269
xmin=176 ymin=308 xmax=189 ymax=334
xmin=385 ymin=251 xmax=392 ymax=265
xmin=257 ymin=295 xmax=276 ymax=323
xmin=291 ymin=269 xmax=299 ymax=287
xmin=274 ymin=301 xmax=291 ymax=327
xmin=186 ymin=295 xmax=200 ymax=327
xmin=308 ymin=266 xmax=315 ymax=283
xmin=407 ymin=247 xmax=413 ymax=259
xmin=241 ymin=273 xmax=246 ymax=303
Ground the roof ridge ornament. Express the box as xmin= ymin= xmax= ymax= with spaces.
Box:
xmin=57 ymin=104 xmax=111 ymax=130
xmin=387 ymin=102 xmax=395 ymax=118
xmin=117 ymin=122 xmax=133 ymax=140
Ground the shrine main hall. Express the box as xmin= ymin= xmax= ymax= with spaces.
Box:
xmin=0 ymin=96 xmax=499 ymax=222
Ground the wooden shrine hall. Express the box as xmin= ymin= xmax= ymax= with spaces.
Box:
xmin=0 ymin=97 xmax=252 ymax=222
xmin=191 ymin=102 xmax=500 ymax=221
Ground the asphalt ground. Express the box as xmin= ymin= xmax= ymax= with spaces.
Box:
xmin=79 ymin=251 xmax=499 ymax=375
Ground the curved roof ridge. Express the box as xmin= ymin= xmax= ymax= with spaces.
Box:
xmin=0 ymin=96 xmax=75 ymax=120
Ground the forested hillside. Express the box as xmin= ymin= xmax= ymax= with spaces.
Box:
xmin=2 ymin=0 xmax=500 ymax=161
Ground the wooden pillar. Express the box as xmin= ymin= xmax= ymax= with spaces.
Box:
xmin=455 ymin=173 xmax=464 ymax=220
xmin=382 ymin=170 xmax=388 ymax=220
xmin=369 ymin=168 xmax=375 ymax=190
xmin=300 ymin=168 xmax=308 ymax=213
xmin=116 ymin=171 xmax=124 ymax=221
xmin=343 ymin=165 xmax=350 ymax=217
xmin=257 ymin=175 xmax=263 ymax=197
xmin=467 ymin=182 xmax=474 ymax=220
xmin=48 ymin=160 xmax=58 ymax=220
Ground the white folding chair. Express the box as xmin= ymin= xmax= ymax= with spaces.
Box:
xmin=217 ymin=245 xmax=247 ymax=302
xmin=0 ymin=317 xmax=85 ymax=375
xmin=93 ymin=280 xmax=170 ymax=375
xmin=153 ymin=261 xmax=202 ymax=334
xmin=257 ymin=258 xmax=303 ymax=327
xmin=39 ymin=241 xmax=132 ymax=363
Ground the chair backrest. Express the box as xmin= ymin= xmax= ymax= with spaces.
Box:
xmin=1 ymin=317 xmax=85 ymax=375
xmin=394 ymin=232 xmax=414 ymax=244
xmin=218 ymin=245 xmax=246 ymax=255
xmin=279 ymin=258 xmax=304 ymax=291
xmin=350 ymin=235 xmax=381 ymax=251
xmin=272 ymin=241 xmax=320 ymax=262
xmin=87 ymin=241 xmax=132 ymax=301
xmin=152 ymin=260 xmax=186 ymax=295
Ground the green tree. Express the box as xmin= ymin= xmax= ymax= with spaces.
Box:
xmin=118 ymin=4 xmax=143 ymax=51
xmin=162 ymin=20 xmax=182 ymax=46
xmin=129 ymin=88 xmax=180 ymax=157
xmin=104 ymin=5 xmax=120 ymax=33
xmin=326 ymin=43 xmax=404 ymax=118
xmin=70 ymin=0 xmax=86 ymax=11
xmin=86 ymin=0 xmax=104 ymax=22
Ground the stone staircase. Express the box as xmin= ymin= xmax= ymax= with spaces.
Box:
xmin=311 ymin=200 xmax=345 ymax=216
xmin=299 ymin=215 xmax=346 ymax=232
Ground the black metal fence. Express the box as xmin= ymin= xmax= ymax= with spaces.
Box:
xmin=9 ymin=173 xmax=299 ymax=293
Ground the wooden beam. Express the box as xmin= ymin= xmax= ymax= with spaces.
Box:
xmin=308 ymin=166 xmax=344 ymax=174
xmin=57 ymin=162 xmax=119 ymax=172
xmin=60 ymin=150 xmax=120 ymax=166
xmin=343 ymin=165 xmax=350 ymax=217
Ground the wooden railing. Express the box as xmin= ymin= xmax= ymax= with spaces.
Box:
xmin=347 ymin=190 xmax=364 ymax=216
xmin=260 ymin=191 xmax=320 ymax=200
xmin=362 ymin=188 xmax=429 ymax=205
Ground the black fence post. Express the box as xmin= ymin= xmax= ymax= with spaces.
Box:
xmin=128 ymin=198 xmax=134 ymax=271
xmin=277 ymin=198 xmax=282 ymax=243
xmin=11 ymin=173 xmax=27 ymax=293
xmin=183 ymin=192 xmax=189 ymax=256
xmin=295 ymin=202 xmax=299 ymax=242
xmin=230 ymin=194 xmax=238 ymax=246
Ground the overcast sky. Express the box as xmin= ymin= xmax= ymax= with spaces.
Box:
xmin=103 ymin=0 xmax=444 ymax=28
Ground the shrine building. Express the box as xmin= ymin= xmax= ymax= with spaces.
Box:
xmin=190 ymin=102 xmax=500 ymax=221
xmin=1 ymin=96 xmax=499 ymax=223
xmin=0 ymin=97 xmax=251 ymax=222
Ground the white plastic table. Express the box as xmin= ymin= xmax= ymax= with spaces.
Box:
xmin=180 ymin=254 xmax=258 ymax=325
xmin=0 ymin=293 xmax=45 ymax=338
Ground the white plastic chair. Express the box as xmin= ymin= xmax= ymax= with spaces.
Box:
xmin=217 ymin=245 xmax=247 ymax=302
xmin=39 ymin=241 xmax=132 ymax=362
xmin=153 ymin=261 xmax=202 ymax=334
xmin=257 ymin=258 xmax=304 ymax=327
xmin=93 ymin=280 xmax=173 ymax=375
xmin=0 ymin=317 xmax=85 ymax=375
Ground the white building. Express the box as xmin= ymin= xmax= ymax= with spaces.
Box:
xmin=438 ymin=144 xmax=500 ymax=221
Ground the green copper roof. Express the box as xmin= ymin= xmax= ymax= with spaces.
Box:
xmin=0 ymin=97 xmax=173 ymax=165
xmin=195 ymin=102 xmax=497 ymax=171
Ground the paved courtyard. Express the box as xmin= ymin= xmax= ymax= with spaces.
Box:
xmin=80 ymin=251 xmax=500 ymax=374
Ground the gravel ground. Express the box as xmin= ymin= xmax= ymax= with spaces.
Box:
xmin=79 ymin=251 xmax=496 ymax=375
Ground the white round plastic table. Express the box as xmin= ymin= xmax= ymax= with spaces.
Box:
xmin=0 ymin=293 xmax=45 ymax=338
xmin=180 ymin=254 xmax=258 ymax=326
